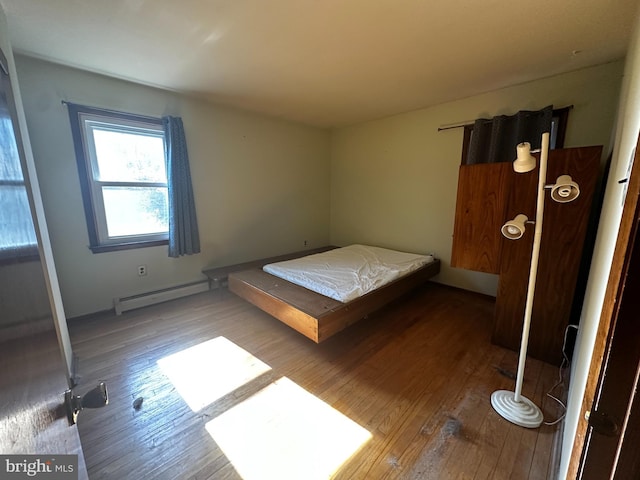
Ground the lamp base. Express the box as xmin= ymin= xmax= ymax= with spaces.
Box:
xmin=491 ymin=390 xmax=543 ymax=428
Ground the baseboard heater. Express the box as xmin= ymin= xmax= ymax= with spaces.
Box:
xmin=113 ymin=280 xmax=210 ymax=315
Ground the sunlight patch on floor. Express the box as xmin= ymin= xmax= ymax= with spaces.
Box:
xmin=205 ymin=377 xmax=372 ymax=480
xmin=157 ymin=336 xmax=271 ymax=412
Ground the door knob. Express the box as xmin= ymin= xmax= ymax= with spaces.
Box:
xmin=65 ymin=382 xmax=108 ymax=425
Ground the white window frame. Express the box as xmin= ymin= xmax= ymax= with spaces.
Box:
xmin=67 ymin=104 xmax=169 ymax=253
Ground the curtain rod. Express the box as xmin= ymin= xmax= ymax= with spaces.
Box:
xmin=437 ymin=105 xmax=574 ymax=132
xmin=437 ymin=121 xmax=473 ymax=132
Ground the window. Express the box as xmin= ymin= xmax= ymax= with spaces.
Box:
xmin=460 ymin=106 xmax=571 ymax=165
xmin=67 ymin=104 xmax=169 ymax=253
xmin=0 ymin=52 xmax=38 ymax=261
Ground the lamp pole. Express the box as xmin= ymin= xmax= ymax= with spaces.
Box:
xmin=490 ymin=132 xmax=550 ymax=428
xmin=513 ymin=131 xmax=549 ymax=403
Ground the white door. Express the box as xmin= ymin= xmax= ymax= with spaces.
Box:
xmin=0 ymin=46 xmax=89 ymax=478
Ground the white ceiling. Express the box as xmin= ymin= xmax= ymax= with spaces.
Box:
xmin=0 ymin=0 xmax=637 ymax=128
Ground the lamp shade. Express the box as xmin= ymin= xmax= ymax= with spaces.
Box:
xmin=551 ymin=175 xmax=580 ymax=203
xmin=513 ymin=143 xmax=536 ymax=173
xmin=501 ymin=214 xmax=528 ymax=240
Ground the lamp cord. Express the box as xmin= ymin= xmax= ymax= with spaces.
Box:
xmin=543 ymin=324 xmax=579 ymax=426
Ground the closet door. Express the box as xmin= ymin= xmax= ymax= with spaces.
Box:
xmin=493 ymin=146 xmax=602 ymax=365
xmin=0 ymin=45 xmax=88 ymax=475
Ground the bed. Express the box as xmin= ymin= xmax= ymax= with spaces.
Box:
xmin=228 ymin=245 xmax=441 ymax=342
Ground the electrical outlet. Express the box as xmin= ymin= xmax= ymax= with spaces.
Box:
xmin=304 ymin=240 xmax=308 ymax=246
xmin=137 ymin=265 xmax=147 ymax=276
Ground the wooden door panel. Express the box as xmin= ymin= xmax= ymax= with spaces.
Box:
xmin=568 ymin=134 xmax=640 ymax=478
xmin=451 ymin=162 xmax=512 ymax=274
xmin=575 ymin=136 xmax=640 ymax=479
xmin=612 ymin=371 xmax=640 ymax=477
xmin=494 ymin=146 xmax=602 ymax=365
xmin=580 ymin=228 xmax=640 ymax=478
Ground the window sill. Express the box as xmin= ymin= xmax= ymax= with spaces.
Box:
xmin=0 ymin=246 xmax=40 ymax=265
xmin=89 ymin=239 xmax=168 ymax=254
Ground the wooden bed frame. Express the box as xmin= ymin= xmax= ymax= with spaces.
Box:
xmin=228 ymin=249 xmax=441 ymax=343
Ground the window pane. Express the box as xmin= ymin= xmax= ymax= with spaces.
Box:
xmin=92 ymin=127 xmax=166 ymax=183
xmin=0 ymin=109 xmax=23 ymax=181
xmin=102 ymin=186 xmax=168 ymax=238
xmin=0 ymin=185 xmax=37 ymax=251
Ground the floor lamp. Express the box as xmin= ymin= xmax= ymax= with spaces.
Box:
xmin=491 ymin=131 xmax=580 ymax=428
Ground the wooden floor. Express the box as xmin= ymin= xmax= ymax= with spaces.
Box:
xmin=69 ymin=282 xmax=563 ymax=479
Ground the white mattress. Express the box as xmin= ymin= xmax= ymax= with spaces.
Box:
xmin=263 ymin=244 xmax=435 ymax=303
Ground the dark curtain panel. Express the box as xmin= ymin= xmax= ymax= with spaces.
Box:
xmin=163 ymin=116 xmax=201 ymax=258
xmin=466 ymin=105 xmax=553 ymax=165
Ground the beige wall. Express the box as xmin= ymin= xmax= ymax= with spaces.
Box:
xmin=16 ymin=56 xmax=331 ymax=318
xmin=17 ymin=55 xmax=623 ymax=317
xmin=330 ymin=61 xmax=624 ymax=296
xmin=0 ymin=261 xmax=51 ymax=326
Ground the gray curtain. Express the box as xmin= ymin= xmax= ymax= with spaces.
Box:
xmin=466 ymin=105 xmax=553 ymax=165
xmin=163 ymin=116 xmax=200 ymax=257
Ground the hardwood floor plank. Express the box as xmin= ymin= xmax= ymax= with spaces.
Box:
xmin=69 ymin=283 xmax=561 ymax=479
xmin=429 ymin=348 xmax=510 ymax=479
xmin=529 ymin=362 xmax=565 ymax=480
